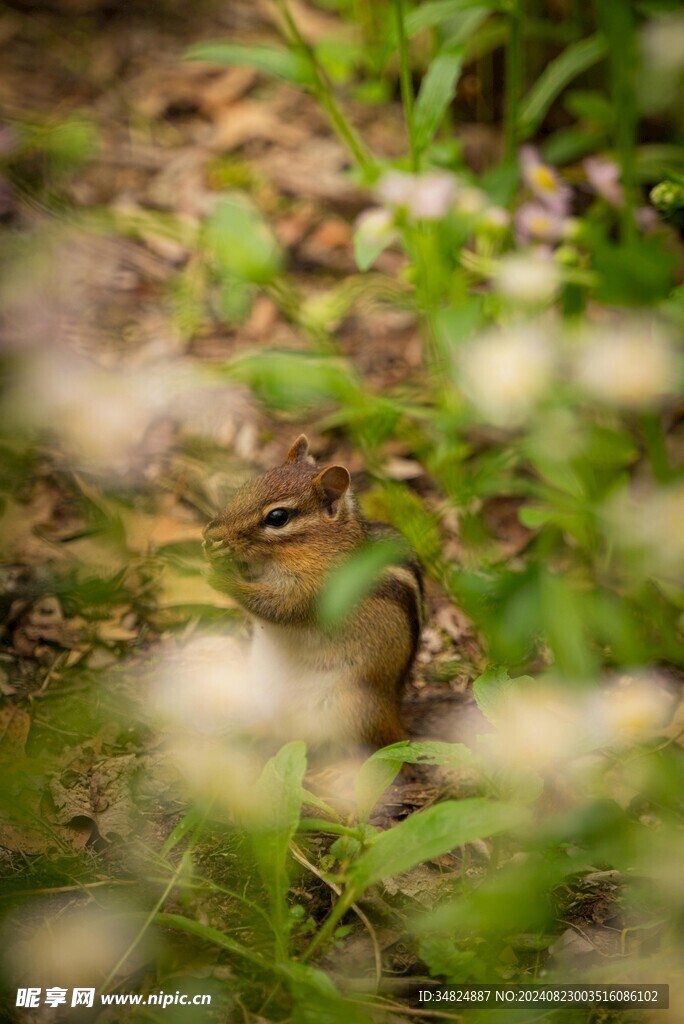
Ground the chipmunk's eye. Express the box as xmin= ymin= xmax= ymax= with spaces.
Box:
xmin=263 ymin=507 xmax=293 ymax=528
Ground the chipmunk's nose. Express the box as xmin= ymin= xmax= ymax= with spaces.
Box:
xmin=203 ymin=522 xmax=228 ymax=550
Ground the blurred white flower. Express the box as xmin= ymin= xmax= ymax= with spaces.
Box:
xmin=149 ymin=634 xmax=257 ymax=736
xmin=481 ymin=673 xmax=674 ymax=778
xmin=454 ymin=185 xmax=487 ymax=216
xmin=584 ymin=155 xmax=624 ymax=207
xmin=516 ymin=201 xmax=569 ymax=244
xmin=4 ymin=350 xmax=246 ymax=480
xmin=376 ymin=170 xmax=414 ymax=207
xmin=573 ymin=318 xmax=677 ymax=408
xmin=172 ymin=737 xmax=263 ymax=815
xmin=377 ymin=169 xmax=458 ymax=220
xmin=640 ymin=13 xmax=684 ymax=119
xmin=5 ymin=904 xmax=143 ymax=989
xmin=606 ymin=483 xmax=684 ymax=582
xmin=642 ymin=13 xmax=684 ymax=76
xmin=594 ymin=675 xmax=674 ymax=745
xmin=5 ymin=350 xmax=171 ymax=475
xmin=478 ymin=205 xmax=511 ymax=234
xmin=519 ymin=146 xmax=572 ymax=215
xmin=494 ymin=252 xmax=561 ymax=305
xmin=459 ymin=324 xmax=555 ymax=426
xmin=483 ymin=683 xmax=600 ymax=773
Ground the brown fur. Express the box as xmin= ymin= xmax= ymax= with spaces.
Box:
xmin=204 ymin=436 xmax=424 ymax=748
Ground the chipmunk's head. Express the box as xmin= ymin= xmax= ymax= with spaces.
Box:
xmin=203 ymin=436 xmax=361 ymax=578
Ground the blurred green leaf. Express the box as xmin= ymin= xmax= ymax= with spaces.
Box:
xmin=228 ymin=350 xmax=361 ymax=410
xmin=317 ymin=536 xmax=408 ymax=630
xmin=353 ymin=222 xmax=393 ymax=271
xmin=473 ymin=668 xmax=528 ymax=725
xmin=413 ymin=49 xmax=466 ymax=153
xmin=519 ymin=34 xmax=607 ymax=138
xmin=418 ymin=936 xmax=489 ymax=982
xmin=591 ymin=235 xmax=676 ymax=305
xmin=185 ymin=42 xmax=311 ymax=84
xmin=42 ymin=115 xmax=99 ymax=171
xmin=251 ymin=742 xmax=307 ymax=950
xmin=405 ymin=0 xmax=501 ymax=35
xmin=203 ymin=196 xmax=283 ymax=285
xmin=564 ymin=88 xmax=614 ymax=126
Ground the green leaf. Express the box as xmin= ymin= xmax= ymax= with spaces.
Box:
xmin=347 ymin=799 xmax=528 ymax=895
xmin=185 ymin=41 xmax=310 ymax=84
xmin=369 ymin=740 xmax=475 ymax=766
xmin=316 ymin=536 xmax=409 ymax=631
xmin=442 ymin=7 xmax=493 ymax=48
xmin=591 ymin=236 xmax=676 ymax=305
xmin=353 ymin=225 xmax=393 ymax=272
xmin=564 ymin=88 xmax=614 ymax=126
xmin=203 ymin=196 xmax=282 ymax=285
xmin=250 ymin=742 xmax=307 ymax=946
xmin=405 ymin=0 xmax=502 ymax=36
xmin=355 ymin=755 xmax=404 ymax=821
xmin=228 ymin=350 xmax=361 ymax=410
xmin=355 ymin=741 xmax=476 ymax=819
xmin=413 ymin=48 xmax=466 ymax=153
xmin=519 ymin=34 xmax=607 ymax=138
xmin=472 ymin=667 xmax=519 ymax=725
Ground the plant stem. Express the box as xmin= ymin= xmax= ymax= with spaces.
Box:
xmin=301 ymin=891 xmax=354 ymax=961
xmin=393 ymin=0 xmax=418 ymax=171
xmin=641 ymin=412 xmax=671 ymax=483
xmin=595 ymin=0 xmax=637 ymax=243
xmin=504 ymin=0 xmax=524 ymax=162
xmin=273 ymin=0 xmax=375 ymax=174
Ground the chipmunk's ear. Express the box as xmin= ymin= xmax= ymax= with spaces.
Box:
xmin=286 ymin=434 xmax=314 ymax=464
xmin=313 ymin=465 xmax=351 ymax=515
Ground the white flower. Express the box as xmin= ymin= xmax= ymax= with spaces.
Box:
xmin=573 ymin=318 xmax=677 ymax=408
xmin=592 ymin=675 xmax=674 ymax=745
xmin=482 ymin=683 xmax=600 ymax=773
xmin=149 ymin=635 xmax=256 ymax=736
xmin=642 ymin=13 xmax=684 ymax=76
xmin=495 ymin=252 xmax=561 ymax=305
xmin=454 ymin=185 xmax=487 ymax=216
xmin=519 ymin=146 xmax=572 ymax=214
xmin=607 ymin=484 xmax=684 ymax=582
xmin=478 ymin=205 xmax=511 ymax=233
xmin=4 ymin=905 xmax=141 ymax=988
xmin=516 ymin=201 xmax=569 ymax=244
xmin=376 ymin=170 xmax=415 ymax=207
xmin=377 ymin=169 xmax=458 ymax=220
xmin=459 ymin=324 xmax=555 ymax=426
xmin=584 ymin=155 xmax=624 ymax=207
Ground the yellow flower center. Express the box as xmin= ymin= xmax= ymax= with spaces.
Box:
xmin=530 ymin=215 xmax=552 ymax=234
xmin=532 ymin=166 xmax=556 ymax=192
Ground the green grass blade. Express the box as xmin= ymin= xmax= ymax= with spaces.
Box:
xmin=518 ymin=33 xmax=607 ymax=139
xmin=413 ymin=48 xmax=466 ymax=154
xmin=184 ymin=41 xmax=310 ymax=84
xmin=405 ymin=0 xmax=502 ymax=36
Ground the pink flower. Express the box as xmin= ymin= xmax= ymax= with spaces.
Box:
xmin=519 ymin=145 xmax=571 ymax=215
xmin=584 ymin=156 xmax=624 ymax=207
xmin=515 ymin=202 xmax=569 ymax=244
xmin=376 ymin=169 xmax=458 ymax=220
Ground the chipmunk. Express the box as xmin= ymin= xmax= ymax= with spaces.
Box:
xmin=203 ymin=435 xmax=424 ymax=749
